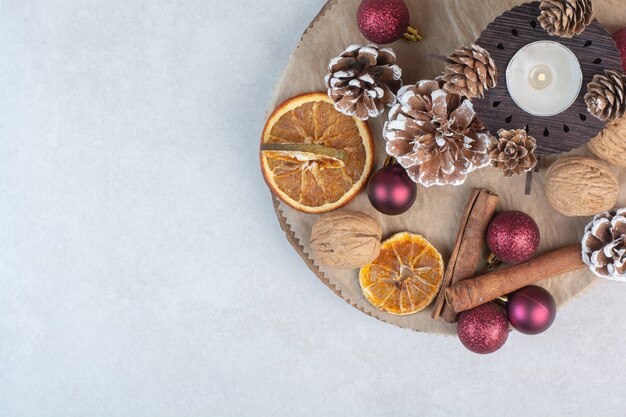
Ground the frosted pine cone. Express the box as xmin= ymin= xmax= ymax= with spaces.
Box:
xmin=585 ymin=70 xmax=626 ymax=122
xmin=582 ymin=209 xmax=626 ymax=281
xmin=489 ymin=129 xmax=537 ymax=177
xmin=325 ymin=44 xmax=402 ymax=120
xmin=383 ymin=79 xmax=494 ymax=187
xmin=442 ymin=44 xmax=497 ymax=100
xmin=538 ymin=0 xmax=594 ymax=38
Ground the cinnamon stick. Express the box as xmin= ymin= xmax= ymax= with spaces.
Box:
xmin=432 ymin=188 xmax=499 ymax=322
xmin=445 ymin=244 xmax=585 ymax=314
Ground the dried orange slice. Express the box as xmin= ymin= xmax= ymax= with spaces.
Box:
xmin=359 ymin=232 xmax=444 ymax=316
xmin=260 ymin=93 xmax=374 ymax=214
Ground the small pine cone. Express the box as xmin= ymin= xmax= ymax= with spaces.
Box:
xmin=538 ymin=0 xmax=594 ymax=38
xmin=582 ymin=209 xmax=626 ymax=281
xmin=383 ymin=79 xmax=494 ymax=187
xmin=585 ymin=70 xmax=626 ymax=122
xmin=489 ymin=129 xmax=538 ymax=177
xmin=442 ymin=44 xmax=497 ymax=99
xmin=325 ymin=44 xmax=402 ymax=120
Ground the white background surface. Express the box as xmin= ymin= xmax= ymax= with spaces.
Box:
xmin=2 ymin=1 xmax=626 ymax=416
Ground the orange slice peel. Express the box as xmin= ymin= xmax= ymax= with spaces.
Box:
xmin=260 ymin=93 xmax=374 ymax=214
xmin=359 ymin=232 xmax=444 ymax=316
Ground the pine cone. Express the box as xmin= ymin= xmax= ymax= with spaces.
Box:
xmin=442 ymin=44 xmax=497 ymax=99
xmin=585 ymin=70 xmax=626 ymax=122
xmin=325 ymin=44 xmax=402 ymax=120
xmin=489 ymin=129 xmax=538 ymax=177
xmin=383 ymin=79 xmax=494 ymax=187
xmin=582 ymin=209 xmax=626 ymax=281
xmin=538 ymin=0 xmax=594 ymax=38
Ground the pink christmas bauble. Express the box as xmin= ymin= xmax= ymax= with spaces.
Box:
xmin=367 ymin=162 xmax=417 ymax=215
xmin=457 ymin=302 xmax=509 ymax=354
xmin=507 ymin=286 xmax=557 ymax=335
xmin=357 ymin=0 xmax=410 ymax=44
xmin=487 ymin=211 xmax=540 ymax=264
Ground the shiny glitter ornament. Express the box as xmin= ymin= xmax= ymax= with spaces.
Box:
xmin=367 ymin=157 xmax=417 ymax=215
xmin=507 ymin=286 xmax=557 ymax=335
xmin=357 ymin=0 xmax=421 ymax=44
xmin=487 ymin=211 xmax=540 ymax=265
xmin=613 ymin=28 xmax=626 ymax=73
xmin=457 ymin=302 xmax=509 ymax=354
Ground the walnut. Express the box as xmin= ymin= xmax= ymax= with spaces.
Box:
xmin=310 ymin=211 xmax=383 ymax=269
xmin=544 ymin=157 xmax=618 ymax=217
xmin=588 ymin=117 xmax=626 ymax=167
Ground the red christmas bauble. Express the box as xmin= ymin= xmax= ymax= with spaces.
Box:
xmin=457 ymin=302 xmax=509 ymax=354
xmin=367 ymin=161 xmax=417 ymax=215
xmin=613 ymin=28 xmax=626 ymax=73
xmin=487 ymin=211 xmax=540 ymax=264
xmin=357 ymin=0 xmax=410 ymax=44
xmin=507 ymin=285 xmax=557 ymax=335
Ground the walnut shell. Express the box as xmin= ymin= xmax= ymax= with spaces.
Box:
xmin=310 ymin=211 xmax=382 ymax=269
xmin=588 ymin=117 xmax=626 ymax=167
xmin=544 ymin=157 xmax=618 ymax=217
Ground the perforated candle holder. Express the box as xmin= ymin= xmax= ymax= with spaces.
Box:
xmin=472 ymin=1 xmax=622 ymax=156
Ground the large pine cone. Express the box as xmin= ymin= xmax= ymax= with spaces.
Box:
xmin=585 ymin=70 xmax=626 ymax=122
xmin=538 ymin=0 xmax=594 ymax=38
xmin=383 ymin=79 xmax=494 ymax=187
xmin=582 ymin=209 xmax=626 ymax=281
xmin=442 ymin=44 xmax=497 ymax=100
xmin=489 ymin=129 xmax=537 ymax=177
xmin=325 ymin=45 xmax=402 ymax=121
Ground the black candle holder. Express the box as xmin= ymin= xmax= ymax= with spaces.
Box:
xmin=472 ymin=1 xmax=622 ymax=155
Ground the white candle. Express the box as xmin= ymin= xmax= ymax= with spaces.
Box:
xmin=506 ymin=41 xmax=583 ymax=117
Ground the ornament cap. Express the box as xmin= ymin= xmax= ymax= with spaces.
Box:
xmin=403 ymin=25 xmax=422 ymax=43
xmin=487 ymin=252 xmax=502 ymax=269
xmin=384 ymin=155 xmax=398 ymax=167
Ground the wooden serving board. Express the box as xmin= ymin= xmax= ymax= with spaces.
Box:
xmin=267 ymin=0 xmax=626 ymax=335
